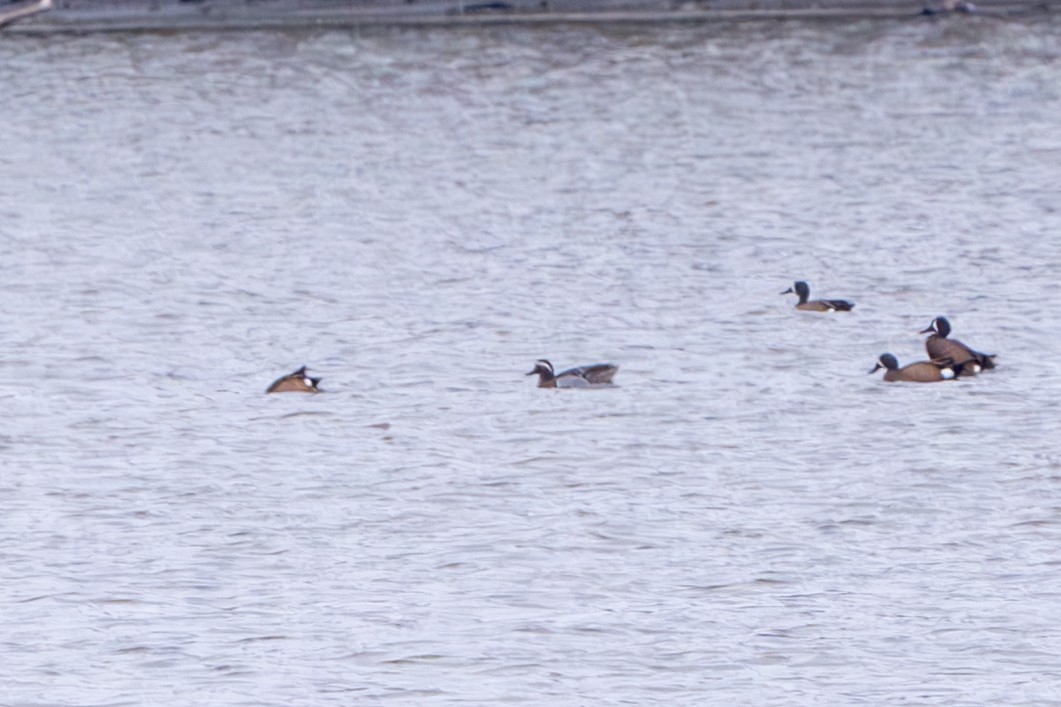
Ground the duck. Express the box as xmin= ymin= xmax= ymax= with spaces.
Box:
xmin=869 ymin=353 xmax=962 ymax=383
xmin=921 ymin=0 xmax=976 ymax=15
xmin=919 ymin=317 xmax=995 ymax=373
xmin=526 ymin=359 xmax=618 ymax=388
xmin=0 ymin=0 xmax=52 ymax=29
xmin=266 ymin=366 xmax=321 ymax=394
xmin=780 ymin=281 xmax=854 ymax=312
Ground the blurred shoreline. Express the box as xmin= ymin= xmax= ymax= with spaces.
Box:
xmin=2 ymin=0 xmax=1055 ymax=33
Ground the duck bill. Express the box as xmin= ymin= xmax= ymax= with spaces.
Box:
xmin=525 ymin=369 xmax=537 ymax=376
xmin=867 ymin=363 xmax=883 ymax=374
xmin=780 ymin=288 xmax=794 ymax=295
xmin=918 ymin=325 xmax=934 ymax=334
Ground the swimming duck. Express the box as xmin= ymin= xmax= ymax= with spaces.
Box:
xmin=781 ymin=281 xmax=854 ymax=312
xmin=526 ymin=359 xmax=618 ymax=388
xmin=869 ymin=353 xmax=962 ymax=383
xmin=921 ymin=0 xmax=976 ymax=15
xmin=0 ymin=0 xmax=52 ymax=29
xmin=266 ymin=366 xmax=321 ymax=394
xmin=919 ymin=317 xmax=995 ymax=373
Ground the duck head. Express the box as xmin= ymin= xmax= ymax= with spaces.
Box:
xmin=525 ymin=359 xmax=554 ymax=379
xmin=780 ymin=281 xmax=810 ymax=302
xmin=868 ymin=353 xmax=899 ymax=374
xmin=919 ymin=316 xmax=952 ymax=337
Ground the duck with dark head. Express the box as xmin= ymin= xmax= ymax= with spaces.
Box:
xmin=781 ymin=281 xmax=854 ymax=312
xmin=919 ymin=316 xmax=995 ymax=374
xmin=869 ymin=353 xmax=964 ymax=383
xmin=526 ymin=359 xmax=618 ymax=389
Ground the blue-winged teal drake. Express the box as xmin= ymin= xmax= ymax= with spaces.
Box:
xmin=869 ymin=353 xmax=962 ymax=383
xmin=781 ymin=281 xmax=854 ymax=312
xmin=266 ymin=366 xmax=321 ymax=394
xmin=526 ymin=359 xmax=619 ymax=389
xmin=919 ymin=317 xmax=995 ymax=373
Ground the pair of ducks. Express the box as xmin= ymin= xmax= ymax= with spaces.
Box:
xmin=781 ymin=280 xmax=997 ymax=383
xmin=265 ymin=360 xmax=620 ymax=393
xmin=873 ymin=316 xmax=996 ymax=382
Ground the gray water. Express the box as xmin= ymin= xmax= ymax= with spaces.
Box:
xmin=2 ymin=16 xmax=1061 ymax=706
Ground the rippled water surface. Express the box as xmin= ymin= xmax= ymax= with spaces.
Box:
xmin=3 ymin=16 xmax=1061 ymax=705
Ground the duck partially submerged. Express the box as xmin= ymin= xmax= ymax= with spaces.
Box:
xmin=266 ymin=366 xmax=321 ymax=394
xmin=526 ymin=359 xmax=618 ymax=389
xmin=781 ymin=281 xmax=854 ymax=312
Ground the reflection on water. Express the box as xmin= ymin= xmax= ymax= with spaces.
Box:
xmin=2 ymin=17 xmax=1061 ymax=705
